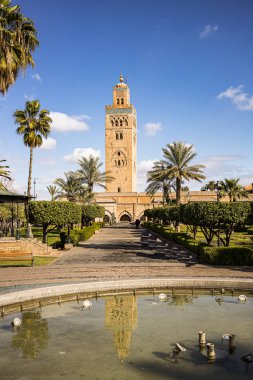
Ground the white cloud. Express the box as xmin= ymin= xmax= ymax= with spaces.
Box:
xmin=217 ymin=85 xmax=253 ymax=110
xmin=73 ymin=114 xmax=91 ymax=121
xmin=144 ymin=122 xmax=162 ymax=136
xmin=40 ymin=137 xmax=56 ymax=150
xmin=31 ymin=73 xmax=42 ymax=82
xmin=50 ymin=112 xmax=90 ymax=132
xmin=200 ymin=24 xmax=218 ymax=39
xmin=201 ymin=154 xmax=244 ymax=179
xmin=137 ymin=159 xmax=157 ymax=191
xmin=64 ymin=147 xmax=101 ymax=163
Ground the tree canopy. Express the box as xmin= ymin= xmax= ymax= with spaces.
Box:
xmin=14 ymin=100 xmax=52 ymax=196
xmin=29 ymin=201 xmax=82 ymax=242
xmin=0 ymin=0 xmax=39 ymax=94
xmin=151 ymin=142 xmax=205 ymax=204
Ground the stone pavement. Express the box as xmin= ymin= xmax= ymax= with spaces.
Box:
xmin=0 ymin=224 xmax=253 ymax=292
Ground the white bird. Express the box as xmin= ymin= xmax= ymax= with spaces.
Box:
xmin=158 ymin=293 xmax=167 ymax=301
xmin=11 ymin=318 xmax=22 ymax=327
xmin=238 ymin=295 xmax=247 ymax=302
xmin=82 ymin=300 xmax=92 ymax=308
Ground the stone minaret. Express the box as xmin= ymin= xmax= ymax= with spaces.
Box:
xmin=105 ymin=74 xmax=137 ymax=192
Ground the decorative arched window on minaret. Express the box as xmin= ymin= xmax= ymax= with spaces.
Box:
xmin=105 ymin=75 xmax=137 ymax=193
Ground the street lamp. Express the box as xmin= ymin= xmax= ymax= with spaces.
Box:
xmin=33 ymin=178 xmax=38 ymax=199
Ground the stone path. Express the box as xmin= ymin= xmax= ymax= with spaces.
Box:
xmin=0 ymin=224 xmax=253 ymax=292
xmin=55 ymin=223 xmax=197 ymax=265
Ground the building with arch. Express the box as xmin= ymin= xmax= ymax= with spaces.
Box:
xmin=94 ymin=74 xmax=253 ymax=224
xmin=94 ymin=73 xmax=161 ymax=222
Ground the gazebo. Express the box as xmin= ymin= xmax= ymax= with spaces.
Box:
xmin=0 ymin=189 xmax=32 ymax=240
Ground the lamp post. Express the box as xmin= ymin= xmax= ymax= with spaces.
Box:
xmin=33 ymin=178 xmax=38 ymax=199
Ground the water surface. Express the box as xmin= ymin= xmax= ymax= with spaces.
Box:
xmin=0 ymin=293 xmax=252 ymax=379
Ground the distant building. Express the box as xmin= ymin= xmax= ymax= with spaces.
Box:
xmin=244 ymin=183 xmax=253 ymax=193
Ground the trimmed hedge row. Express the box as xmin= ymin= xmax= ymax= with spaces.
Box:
xmin=69 ymin=223 xmax=102 ymax=246
xmin=247 ymin=227 xmax=253 ymax=235
xmin=144 ymin=222 xmax=203 ymax=254
xmin=198 ymin=246 xmax=253 ymax=265
xmin=144 ymin=222 xmax=253 ymax=265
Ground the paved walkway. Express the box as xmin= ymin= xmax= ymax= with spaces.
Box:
xmin=0 ymin=224 xmax=253 ymax=292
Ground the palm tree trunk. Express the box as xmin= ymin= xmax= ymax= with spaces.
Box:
xmin=26 ymin=147 xmax=33 ymax=238
xmin=27 ymin=147 xmax=33 ymax=196
xmin=176 ymin=177 xmax=181 ymax=205
xmin=175 ymin=177 xmax=181 ymax=232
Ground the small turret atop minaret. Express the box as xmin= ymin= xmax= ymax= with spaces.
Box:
xmin=112 ymin=72 xmax=130 ymax=107
xmin=105 ymin=74 xmax=137 ymax=193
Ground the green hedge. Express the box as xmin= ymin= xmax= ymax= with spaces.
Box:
xmin=69 ymin=223 xmax=102 ymax=246
xmin=198 ymin=246 xmax=253 ymax=265
xmin=145 ymin=222 xmax=253 ymax=265
xmin=143 ymin=222 xmax=203 ymax=254
xmin=247 ymin=227 xmax=253 ymax=235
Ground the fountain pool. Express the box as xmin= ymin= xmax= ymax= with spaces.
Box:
xmin=0 ymin=292 xmax=252 ymax=379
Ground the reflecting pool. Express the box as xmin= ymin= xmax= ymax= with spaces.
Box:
xmin=0 ymin=293 xmax=253 ymax=379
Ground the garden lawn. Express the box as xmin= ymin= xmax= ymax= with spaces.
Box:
xmin=0 ymin=256 xmax=56 ymax=267
xmin=180 ymin=224 xmax=253 ymax=247
xmin=20 ymin=227 xmax=60 ymax=246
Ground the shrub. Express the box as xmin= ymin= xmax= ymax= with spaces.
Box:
xmin=82 ymin=205 xmax=105 ymax=226
xmin=69 ymin=223 xmax=102 ymax=246
xmin=144 ymin=206 xmax=180 ymax=225
xmin=143 ymin=222 xmax=203 ymax=254
xmin=182 ymin=202 xmax=251 ymax=246
xmin=29 ymin=201 xmax=82 ymax=243
xmin=198 ymin=246 xmax=253 ymax=265
xmin=247 ymin=227 xmax=253 ymax=235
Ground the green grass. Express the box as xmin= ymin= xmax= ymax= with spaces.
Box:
xmin=182 ymin=225 xmax=253 ymax=247
xmin=0 ymin=256 xmax=56 ymax=267
xmin=19 ymin=223 xmax=103 ymax=247
xmin=145 ymin=222 xmax=253 ymax=265
xmin=20 ymin=227 xmax=60 ymax=246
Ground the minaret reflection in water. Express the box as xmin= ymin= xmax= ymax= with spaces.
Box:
xmin=105 ymin=295 xmax=137 ymax=360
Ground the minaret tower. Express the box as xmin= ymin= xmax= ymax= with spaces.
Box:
xmin=105 ymin=74 xmax=137 ymax=192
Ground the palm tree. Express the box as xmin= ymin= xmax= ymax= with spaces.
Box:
xmin=219 ymin=178 xmax=249 ymax=202
xmin=74 ymin=155 xmax=114 ymax=195
xmin=78 ymin=186 xmax=94 ymax=205
xmin=145 ymin=162 xmax=176 ymax=205
xmin=156 ymin=142 xmax=206 ymax=204
xmin=201 ymin=180 xmax=217 ymax=191
xmin=0 ymin=159 xmax=11 ymax=181
xmin=46 ymin=185 xmax=60 ymax=201
xmin=0 ymin=0 xmax=39 ymax=94
xmin=54 ymin=173 xmax=82 ymax=202
xmin=13 ymin=100 xmax=52 ymax=196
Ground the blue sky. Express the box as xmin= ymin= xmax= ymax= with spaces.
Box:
xmin=1 ymin=0 xmax=253 ymax=198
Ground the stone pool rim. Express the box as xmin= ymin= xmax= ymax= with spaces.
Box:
xmin=1 ymin=277 xmax=253 ymax=309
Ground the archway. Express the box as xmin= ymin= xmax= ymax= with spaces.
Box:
xmin=120 ymin=214 xmax=131 ymax=222
xmin=103 ymin=210 xmax=114 ymax=225
xmin=103 ymin=215 xmax=110 ymax=224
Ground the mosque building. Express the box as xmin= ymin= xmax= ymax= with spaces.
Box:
xmin=94 ymin=74 xmax=220 ymax=223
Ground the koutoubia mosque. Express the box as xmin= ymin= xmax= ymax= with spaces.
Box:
xmin=94 ymin=74 xmax=253 ymax=223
